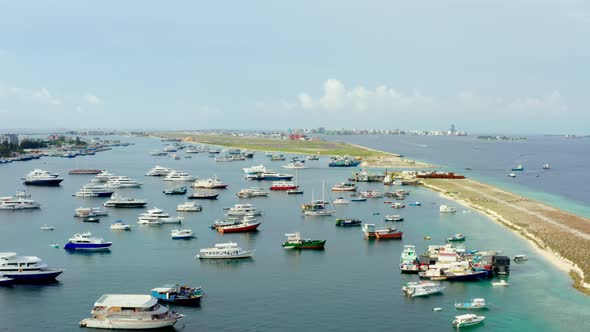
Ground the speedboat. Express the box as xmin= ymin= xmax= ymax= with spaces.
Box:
xmin=40 ymin=225 xmax=54 ymax=230
xmin=0 ymin=276 xmax=13 ymax=286
xmin=447 ymin=233 xmax=466 ymax=242
xmin=451 ymin=314 xmax=485 ymax=328
xmin=491 ymin=279 xmax=510 ymax=286
xmin=79 ymin=294 xmax=184 ymax=329
xmin=103 ymin=194 xmax=147 ymax=208
xmin=151 ymin=284 xmax=203 ymax=305
xmin=391 ymin=202 xmax=405 ymax=208
xmin=145 ymin=165 xmax=173 ymax=176
xmin=455 ymin=298 xmax=487 ymax=310
xmin=164 ymin=171 xmax=196 ymax=182
xmin=187 ymin=192 xmax=219 ymax=200
xmin=110 ymin=220 xmax=132 ymax=231
xmin=196 ymin=242 xmax=255 ymax=259
xmin=543 ymin=163 xmax=550 ymax=170
xmin=176 ymin=202 xmax=202 ymax=212
xmin=508 ymin=173 xmax=516 ymax=178
xmin=514 ymin=254 xmax=528 ymax=262
xmin=22 ymin=169 xmax=64 ymax=186
xmin=402 ymin=281 xmax=445 ymax=297
xmin=511 ymin=164 xmax=524 ymax=171
xmin=170 ymin=229 xmax=193 ymax=239
xmin=306 ymin=154 xmax=319 ymax=161
xmin=282 ymin=233 xmax=326 ymax=249
xmin=333 ymin=197 xmax=349 ymax=205
xmin=409 ymin=201 xmax=421 ymax=206
xmin=350 ymin=194 xmax=366 ymax=202
xmin=64 ymin=233 xmax=112 ymax=251
xmin=225 ymin=203 xmax=262 ymax=216
xmin=439 ymin=205 xmax=457 ymax=213
xmin=105 ymin=176 xmax=143 ymax=188
xmin=192 ymin=177 xmax=228 ymax=189
xmin=0 ymin=252 xmax=64 ymax=282
xmin=150 ymin=150 xmax=168 ymax=156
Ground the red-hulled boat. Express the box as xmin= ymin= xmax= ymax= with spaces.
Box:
xmin=217 ymin=220 xmax=262 ymax=233
xmin=270 ymin=181 xmax=298 ymax=191
xmin=374 ymin=227 xmax=403 ymax=239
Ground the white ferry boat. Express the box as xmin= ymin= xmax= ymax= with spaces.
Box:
xmin=145 ymin=166 xmax=172 ymax=177
xmin=225 ymin=203 xmax=262 ymax=216
xmin=176 ymin=202 xmax=202 ymax=212
xmin=79 ymin=294 xmax=184 ymax=329
xmin=196 ymin=242 xmax=255 ymax=259
xmin=164 ymin=171 xmax=196 ymax=182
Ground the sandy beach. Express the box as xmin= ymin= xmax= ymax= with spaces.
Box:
xmin=422 ymin=178 xmax=590 ymax=294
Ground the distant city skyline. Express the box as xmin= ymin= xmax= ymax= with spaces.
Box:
xmin=1 ymin=1 xmax=589 ymax=134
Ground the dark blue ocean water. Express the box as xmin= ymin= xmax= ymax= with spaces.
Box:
xmin=333 ymin=135 xmax=590 ymax=218
xmin=0 ymin=136 xmax=588 ymax=331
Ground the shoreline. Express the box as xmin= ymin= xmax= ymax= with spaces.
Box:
xmin=422 ymin=179 xmax=590 ymax=295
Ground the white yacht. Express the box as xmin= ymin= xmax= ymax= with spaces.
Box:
xmin=451 ymin=314 xmax=486 ymax=328
xmin=74 ymin=184 xmax=115 ymax=198
xmin=163 ymin=171 xmax=196 ymax=182
xmin=196 ymin=242 xmax=255 ymax=259
xmin=110 ymin=220 xmax=132 ymax=231
xmin=225 ymin=203 xmax=262 ymax=216
xmin=79 ymin=294 xmax=184 ymax=329
xmin=74 ymin=207 xmax=109 ymax=218
xmin=22 ymin=169 xmax=64 ymax=186
xmin=103 ymin=194 xmax=147 ymax=208
xmin=170 ymin=229 xmax=193 ymax=239
xmin=105 ymin=176 xmax=143 ymax=188
xmin=145 ymin=166 xmax=173 ymax=177
xmin=236 ymin=187 xmax=270 ymax=198
xmin=0 ymin=196 xmax=41 ymax=210
xmin=192 ymin=177 xmax=228 ymax=189
xmin=333 ymin=197 xmax=349 ymax=205
xmin=0 ymin=252 xmax=64 ymax=282
xmin=440 ymin=205 xmax=457 ymax=213
xmin=402 ymin=281 xmax=445 ymax=297
xmin=176 ymin=202 xmax=202 ymax=212
xmin=93 ymin=171 xmax=115 ymax=182
xmin=282 ymin=161 xmax=307 ymax=169
xmin=138 ymin=207 xmax=183 ymax=225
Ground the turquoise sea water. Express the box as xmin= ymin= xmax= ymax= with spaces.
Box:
xmin=0 ymin=136 xmax=588 ymax=331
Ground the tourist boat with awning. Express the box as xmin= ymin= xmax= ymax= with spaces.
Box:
xmin=79 ymin=294 xmax=184 ymax=329
xmin=0 ymin=252 xmax=64 ymax=282
xmin=151 ymin=284 xmax=203 ymax=305
xmin=0 ymin=197 xmax=41 ymax=210
xmin=282 ymin=233 xmax=326 ymax=249
xmin=196 ymin=242 xmax=255 ymax=259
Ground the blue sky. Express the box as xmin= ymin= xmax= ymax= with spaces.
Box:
xmin=0 ymin=1 xmax=589 ymax=133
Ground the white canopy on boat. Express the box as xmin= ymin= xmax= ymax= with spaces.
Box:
xmin=94 ymin=294 xmax=157 ymax=308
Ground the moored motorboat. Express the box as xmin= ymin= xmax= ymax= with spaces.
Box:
xmin=400 ymin=245 xmax=420 ymax=274
xmin=447 ymin=233 xmax=466 ymax=242
xmin=22 ymin=169 xmax=64 ymax=186
xmin=79 ymin=294 xmax=184 ymax=329
xmin=282 ymin=233 xmax=326 ymax=249
xmin=40 ymin=225 xmax=55 ymax=230
xmin=192 ymin=177 xmax=228 ymax=189
xmin=451 ymin=314 xmax=485 ymax=328
xmin=270 ymin=181 xmax=298 ymax=191
xmin=170 ymin=229 xmax=193 ymax=239
xmin=513 ymin=254 xmax=528 ymax=262
xmin=110 ymin=220 xmax=132 ymax=231
xmin=331 ymin=182 xmax=357 ymax=192
xmin=163 ymin=186 xmax=187 ymax=195
xmin=187 ymin=192 xmax=219 ymax=200
xmin=151 ymin=284 xmax=203 ymax=305
xmin=225 ymin=203 xmax=262 ymax=216
xmin=333 ymin=197 xmax=349 ymax=204
xmin=335 ymin=218 xmax=362 ymax=227
xmin=402 ymin=281 xmax=445 ymax=297
xmin=176 ymin=202 xmax=203 ymax=212
xmin=64 ymin=232 xmax=112 ymax=251
xmin=374 ymin=227 xmax=403 ymax=239
xmin=196 ymin=242 xmax=255 ymax=259
xmin=455 ymin=298 xmax=487 ymax=310
xmin=0 ymin=252 xmax=64 ymax=282
xmin=440 ymin=205 xmax=457 ymax=213
xmin=384 ymin=215 xmax=404 ymax=222
xmin=103 ymin=194 xmax=147 ymax=208
xmin=217 ymin=218 xmax=262 ymax=233
xmin=236 ymin=187 xmax=270 ymax=198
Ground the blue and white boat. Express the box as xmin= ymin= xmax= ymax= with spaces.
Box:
xmin=151 ymin=284 xmax=203 ymax=305
xmin=64 ymin=232 xmax=112 ymax=251
xmin=455 ymin=298 xmax=487 ymax=310
xmin=0 ymin=252 xmax=64 ymax=282
xmin=0 ymin=276 xmax=14 ymax=286
xmin=409 ymin=201 xmax=422 ymax=206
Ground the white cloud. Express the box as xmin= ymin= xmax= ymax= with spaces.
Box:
xmin=85 ymin=94 xmax=101 ymax=105
xmin=0 ymin=86 xmax=62 ymax=105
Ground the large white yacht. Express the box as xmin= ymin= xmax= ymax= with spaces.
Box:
xmin=236 ymin=187 xmax=270 ymax=198
xmin=196 ymin=242 xmax=255 ymax=259
xmin=79 ymin=294 xmax=184 ymax=329
xmin=74 ymin=184 xmax=115 ymax=198
xmin=138 ymin=207 xmax=183 ymax=225
xmin=103 ymin=194 xmax=147 ymax=208
xmin=192 ymin=177 xmax=228 ymax=189
xmin=225 ymin=203 xmax=262 ymax=216
xmin=105 ymin=176 xmax=143 ymax=188
xmin=93 ymin=171 xmax=115 ymax=182
xmin=0 ymin=196 xmax=41 ymax=210
xmin=145 ymin=166 xmax=173 ymax=177
xmin=163 ymin=170 xmax=196 ymax=182
xmin=0 ymin=252 xmax=64 ymax=282
xmin=22 ymin=169 xmax=64 ymax=186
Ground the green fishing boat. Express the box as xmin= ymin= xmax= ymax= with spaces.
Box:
xmin=282 ymin=233 xmax=326 ymax=249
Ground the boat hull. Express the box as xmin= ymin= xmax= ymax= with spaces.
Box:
xmin=445 ymin=271 xmax=488 ymax=281
xmin=197 ymin=251 xmax=254 ymax=259
xmin=282 ymin=240 xmax=326 ymax=250
xmin=1 ymin=269 xmax=64 ymax=282
xmin=80 ymin=317 xmax=180 ymax=329
xmin=64 ymin=242 xmax=112 ymax=251
xmin=187 ymin=194 xmax=219 ymax=200
xmin=24 ymin=179 xmax=63 ymax=186
xmin=218 ymin=223 xmax=261 ymax=233
xmin=104 ymin=203 xmax=147 ymax=208
xmin=375 ymin=231 xmax=403 ymax=239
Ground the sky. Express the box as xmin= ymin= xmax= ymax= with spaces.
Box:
xmin=0 ymin=0 xmax=589 ymax=134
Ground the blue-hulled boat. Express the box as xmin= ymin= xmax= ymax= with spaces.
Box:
xmin=0 ymin=252 xmax=64 ymax=283
xmin=64 ymin=233 xmax=112 ymax=251
xmin=0 ymin=276 xmax=14 ymax=286
xmin=151 ymin=284 xmax=203 ymax=305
